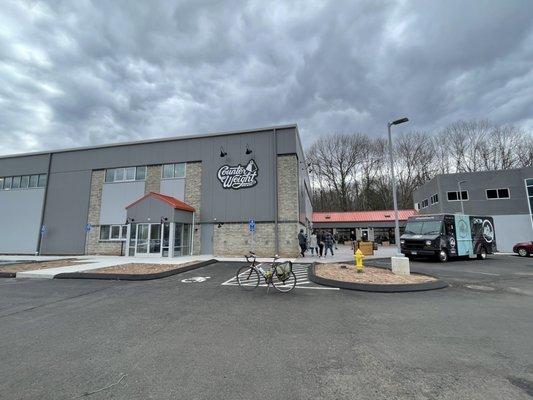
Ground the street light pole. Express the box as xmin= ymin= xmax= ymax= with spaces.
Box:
xmin=458 ymin=180 xmax=467 ymax=214
xmin=387 ymin=117 xmax=409 ymax=256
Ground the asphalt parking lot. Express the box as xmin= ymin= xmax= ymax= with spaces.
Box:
xmin=1 ymin=255 xmax=532 ymax=399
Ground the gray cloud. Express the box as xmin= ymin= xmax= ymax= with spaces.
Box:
xmin=0 ymin=0 xmax=532 ymax=155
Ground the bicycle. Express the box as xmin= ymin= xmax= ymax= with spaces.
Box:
xmin=236 ymin=252 xmax=297 ymax=293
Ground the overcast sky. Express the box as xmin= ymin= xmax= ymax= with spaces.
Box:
xmin=1 ymin=0 xmax=532 ymax=155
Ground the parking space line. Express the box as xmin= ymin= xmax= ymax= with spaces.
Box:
xmin=221 ymin=264 xmax=334 ymax=290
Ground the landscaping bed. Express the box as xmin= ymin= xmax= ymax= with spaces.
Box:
xmin=82 ymin=261 xmax=200 ymax=275
xmin=0 ymin=259 xmax=87 ymax=277
xmin=55 ymin=259 xmax=217 ymax=280
xmin=309 ymin=263 xmax=448 ymax=292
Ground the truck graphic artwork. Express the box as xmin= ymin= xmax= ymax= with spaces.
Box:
xmin=217 ymin=159 xmax=258 ymax=190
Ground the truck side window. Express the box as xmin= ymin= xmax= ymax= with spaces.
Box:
xmin=445 ymin=222 xmax=454 ymax=236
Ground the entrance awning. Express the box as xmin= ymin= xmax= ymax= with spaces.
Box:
xmin=125 ymin=192 xmax=195 ymax=224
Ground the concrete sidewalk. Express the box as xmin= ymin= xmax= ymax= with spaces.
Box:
xmin=297 ymin=244 xmax=397 ymax=264
xmin=1 ymin=246 xmax=396 ymax=279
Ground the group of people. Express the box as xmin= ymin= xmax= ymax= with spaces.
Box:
xmin=297 ymin=229 xmax=336 ymax=258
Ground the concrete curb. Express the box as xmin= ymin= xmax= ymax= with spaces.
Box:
xmin=54 ymin=259 xmax=217 ymax=281
xmin=308 ymin=263 xmax=448 ymax=293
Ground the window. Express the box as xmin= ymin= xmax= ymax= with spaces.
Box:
xmin=99 ymin=224 xmax=128 ymax=240
xmin=105 ymin=166 xmax=147 ymax=183
xmin=38 ymin=174 xmax=47 ymax=187
xmin=3 ymin=177 xmax=12 ymax=190
xmin=525 ymin=180 xmax=533 ymax=224
xmin=486 ymin=188 xmax=510 ymax=199
xmin=430 ymin=193 xmax=439 ymax=204
xmin=421 ymin=199 xmax=429 ymax=208
xmin=11 ymin=176 xmax=21 ymax=189
xmin=136 ymin=166 xmax=146 ymax=181
xmin=29 ymin=175 xmax=39 ymax=188
xmin=414 ymin=202 xmax=420 ymax=211
xmin=162 ymin=163 xmax=186 ymax=179
xmin=0 ymin=174 xmax=47 ymax=191
xmin=447 ymin=191 xmax=468 ymax=201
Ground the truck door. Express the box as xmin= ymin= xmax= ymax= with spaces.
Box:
xmin=454 ymin=215 xmax=473 ymax=256
xmin=445 ymin=219 xmax=457 ymax=256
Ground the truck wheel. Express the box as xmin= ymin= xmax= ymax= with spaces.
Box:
xmin=477 ymin=247 xmax=487 ymax=260
xmin=517 ymin=247 xmax=529 ymax=257
xmin=437 ymin=250 xmax=448 ymax=263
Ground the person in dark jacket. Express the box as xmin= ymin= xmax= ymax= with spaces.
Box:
xmin=317 ymin=230 xmax=325 ymax=257
xmin=324 ymin=231 xmax=335 ymax=256
xmin=298 ymin=229 xmax=307 ymax=257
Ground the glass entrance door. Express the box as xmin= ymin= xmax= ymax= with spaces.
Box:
xmin=135 ymin=223 xmax=162 ymax=256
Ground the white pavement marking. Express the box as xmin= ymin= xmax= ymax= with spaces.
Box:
xmin=222 ymin=263 xmax=338 ymax=290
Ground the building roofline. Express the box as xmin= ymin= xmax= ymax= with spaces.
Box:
xmin=0 ymin=123 xmax=298 ymax=160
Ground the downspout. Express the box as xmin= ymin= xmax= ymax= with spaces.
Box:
xmin=274 ymin=128 xmax=279 ymax=255
xmin=36 ymin=152 xmax=53 ymax=255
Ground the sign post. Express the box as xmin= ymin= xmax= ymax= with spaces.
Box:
xmin=248 ymin=219 xmax=255 ymax=253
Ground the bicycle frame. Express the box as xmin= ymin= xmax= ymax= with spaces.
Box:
xmin=244 ymin=253 xmax=281 ymax=284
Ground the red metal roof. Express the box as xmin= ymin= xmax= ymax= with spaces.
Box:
xmin=312 ymin=209 xmax=418 ymax=223
xmin=126 ymin=192 xmax=195 ymax=212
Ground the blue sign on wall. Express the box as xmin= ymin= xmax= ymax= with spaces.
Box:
xmin=248 ymin=219 xmax=255 ymax=232
xmin=40 ymin=225 xmax=47 ymax=236
xmin=85 ymin=223 xmax=92 ymax=232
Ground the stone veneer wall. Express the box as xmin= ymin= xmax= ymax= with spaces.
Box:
xmin=214 ymin=222 xmax=276 ymax=257
xmin=86 ymin=170 xmax=122 ymax=255
xmin=276 ymin=155 xmax=301 ymax=257
xmin=185 ymin=162 xmax=202 ymax=255
xmin=145 ymin=165 xmax=161 ymax=193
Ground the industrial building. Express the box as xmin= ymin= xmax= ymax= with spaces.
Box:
xmin=0 ymin=124 xmax=312 ymax=257
xmin=413 ymin=167 xmax=533 ymax=251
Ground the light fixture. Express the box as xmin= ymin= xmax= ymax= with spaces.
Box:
xmin=160 ymin=217 xmax=168 ymax=223
xmin=245 ymin=144 xmax=252 ymax=155
xmin=125 ymin=217 xmax=135 ymax=224
xmin=220 ymin=146 xmax=227 ymax=157
xmin=389 ymin=117 xmax=409 ymax=126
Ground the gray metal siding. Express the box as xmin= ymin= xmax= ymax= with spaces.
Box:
xmin=100 ymin=181 xmax=145 ymax=225
xmin=160 ymin=179 xmax=185 ymax=200
xmin=0 ymin=189 xmax=45 ymax=254
xmin=40 ymin=170 xmax=92 ymax=255
xmin=0 ymin=154 xmax=50 ymax=176
xmin=492 ymin=214 xmax=533 ymax=252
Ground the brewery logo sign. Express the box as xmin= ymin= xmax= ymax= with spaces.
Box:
xmin=217 ymin=160 xmax=258 ymax=190
xmin=482 ymin=219 xmax=494 ymax=243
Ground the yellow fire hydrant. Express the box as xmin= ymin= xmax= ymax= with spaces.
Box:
xmin=355 ymin=248 xmax=364 ymax=273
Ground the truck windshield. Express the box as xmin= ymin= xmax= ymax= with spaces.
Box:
xmin=404 ymin=221 xmax=442 ymax=235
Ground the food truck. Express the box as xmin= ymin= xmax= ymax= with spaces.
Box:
xmin=400 ymin=214 xmax=496 ymax=262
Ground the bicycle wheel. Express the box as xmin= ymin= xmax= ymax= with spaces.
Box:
xmin=236 ymin=266 xmax=260 ymax=290
xmin=272 ymin=270 xmax=297 ymax=293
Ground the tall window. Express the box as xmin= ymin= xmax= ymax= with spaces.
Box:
xmin=105 ymin=166 xmax=147 ymax=183
xmin=162 ymin=163 xmax=186 ymax=179
xmin=430 ymin=193 xmax=439 ymax=204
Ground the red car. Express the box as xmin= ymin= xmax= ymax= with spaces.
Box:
xmin=513 ymin=241 xmax=533 ymax=257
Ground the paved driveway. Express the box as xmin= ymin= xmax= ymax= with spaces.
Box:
xmin=0 ymin=256 xmax=532 ymax=399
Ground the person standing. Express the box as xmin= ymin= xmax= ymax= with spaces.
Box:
xmin=298 ymin=229 xmax=307 ymax=257
xmin=350 ymin=230 xmax=357 ymax=252
xmin=317 ymin=230 xmax=325 ymax=257
xmin=324 ymin=231 xmax=335 ymax=256
xmin=309 ymin=231 xmax=318 ymax=256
